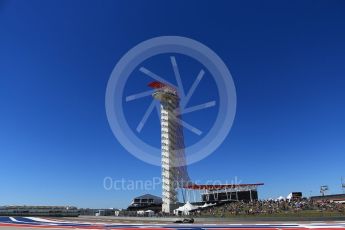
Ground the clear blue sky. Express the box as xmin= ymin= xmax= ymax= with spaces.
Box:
xmin=1 ymin=0 xmax=345 ymax=208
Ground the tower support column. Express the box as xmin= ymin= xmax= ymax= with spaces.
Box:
xmin=149 ymin=81 xmax=190 ymax=214
xmin=161 ymin=101 xmax=178 ymax=213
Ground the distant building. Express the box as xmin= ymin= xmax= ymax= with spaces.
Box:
xmin=79 ymin=208 xmax=118 ymax=216
xmin=78 ymin=208 xmax=98 ymax=216
xmin=287 ymin=192 xmax=303 ymax=200
xmin=311 ymin=193 xmax=345 ymax=202
xmin=0 ymin=206 xmax=79 ymax=217
xmin=127 ymin=194 xmax=162 ymax=211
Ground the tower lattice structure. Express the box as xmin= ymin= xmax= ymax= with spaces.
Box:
xmin=149 ymin=81 xmax=190 ymax=213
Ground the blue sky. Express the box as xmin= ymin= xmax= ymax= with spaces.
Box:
xmin=1 ymin=0 xmax=345 ymax=208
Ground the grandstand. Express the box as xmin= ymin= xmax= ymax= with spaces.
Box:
xmin=127 ymin=194 xmax=163 ymax=212
xmin=311 ymin=194 xmax=345 ymax=203
xmin=0 ymin=205 xmax=79 ymax=217
xmin=184 ymin=183 xmax=264 ymax=203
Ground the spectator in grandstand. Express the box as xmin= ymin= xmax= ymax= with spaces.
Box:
xmin=198 ymin=198 xmax=344 ymax=217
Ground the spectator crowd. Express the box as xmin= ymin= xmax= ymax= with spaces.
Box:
xmin=199 ymin=199 xmax=345 ymax=216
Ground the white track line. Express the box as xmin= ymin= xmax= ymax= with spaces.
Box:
xmin=9 ymin=217 xmax=19 ymax=222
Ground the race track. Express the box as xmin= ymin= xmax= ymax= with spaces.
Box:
xmin=1 ymin=217 xmax=345 ymax=230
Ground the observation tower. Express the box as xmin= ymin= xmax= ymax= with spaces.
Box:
xmin=149 ymin=81 xmax=190 ymax=213
xmin=148 ymin=81 xmax=263 ymax=213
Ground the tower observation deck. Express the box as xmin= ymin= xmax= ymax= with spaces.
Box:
xmin=149 ymin=81 xmax=190 ymax=213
